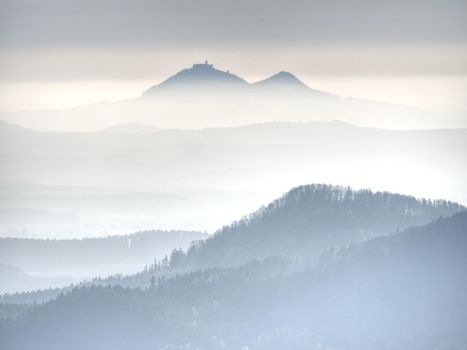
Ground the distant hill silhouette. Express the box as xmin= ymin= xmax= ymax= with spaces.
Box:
xmin=0 ymin=230 xmax=207 ymax=280
xmin=0 ymin=263 xmax=72 ymax=294
xmin=0 ymin=63 xmax=444 ymax=130
xmin=99 ymin=122 xmax=160 ymax=134
xmin=255 ymin=71 xmax=305 ymax=86
xmin=252 ymin=71 xmax=331 ymax=96
xmin=143 ymin=62 xmax=248 ymax=95
xmin=143 ymin=62 xmax=333 ymax=98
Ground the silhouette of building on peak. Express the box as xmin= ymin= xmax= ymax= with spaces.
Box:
xmin=192 ymin=61 xmax=214 ymax=70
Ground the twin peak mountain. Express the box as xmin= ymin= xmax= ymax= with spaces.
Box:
xmin=143 ymin=62 xmax=329 ymax=97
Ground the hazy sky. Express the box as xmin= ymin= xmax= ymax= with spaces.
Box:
xmin=0 ymin=0 xmax=466 ymax=113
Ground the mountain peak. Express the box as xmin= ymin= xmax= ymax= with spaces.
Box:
xmin=253 ymin=70 xmax=310 ymax=90
xmin=142 ymin=62 xmax=337 ymax=98
xmin=143 ymin=62 xmax=247 ymax=95
xmin=270 ymin=71 xmax=300 ymax=81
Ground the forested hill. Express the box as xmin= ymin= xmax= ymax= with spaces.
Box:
xmin=1 ymin=185 xmax=463 ymax=303
xmin=177 ymin=184 xmax=464 ymax=268
xmin=1 ymin=210 xmax=466 ymax=350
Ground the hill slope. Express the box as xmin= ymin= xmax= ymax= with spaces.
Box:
xmin=179 ymin=184 xmax=464 ymax=268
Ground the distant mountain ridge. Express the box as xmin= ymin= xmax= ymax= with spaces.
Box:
xmin=0 ymin=62 xmax=447 ymax=131
xmin=1 ymin=119 xmax=466 ymax=234
xmin=0 ymin=263 xmax=72 ymax=294
xmin=143 ymin=62 xmax=330 ymax=97
xmin=144 ymin=62 xmax=247 ymax=94
xmin=0 ymin=230 xmax=207 ymax=280
xmin=253 ymin=71 xmax=313 ymax=91
xmin=99 ymin=122 xmax=160 ymax=134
